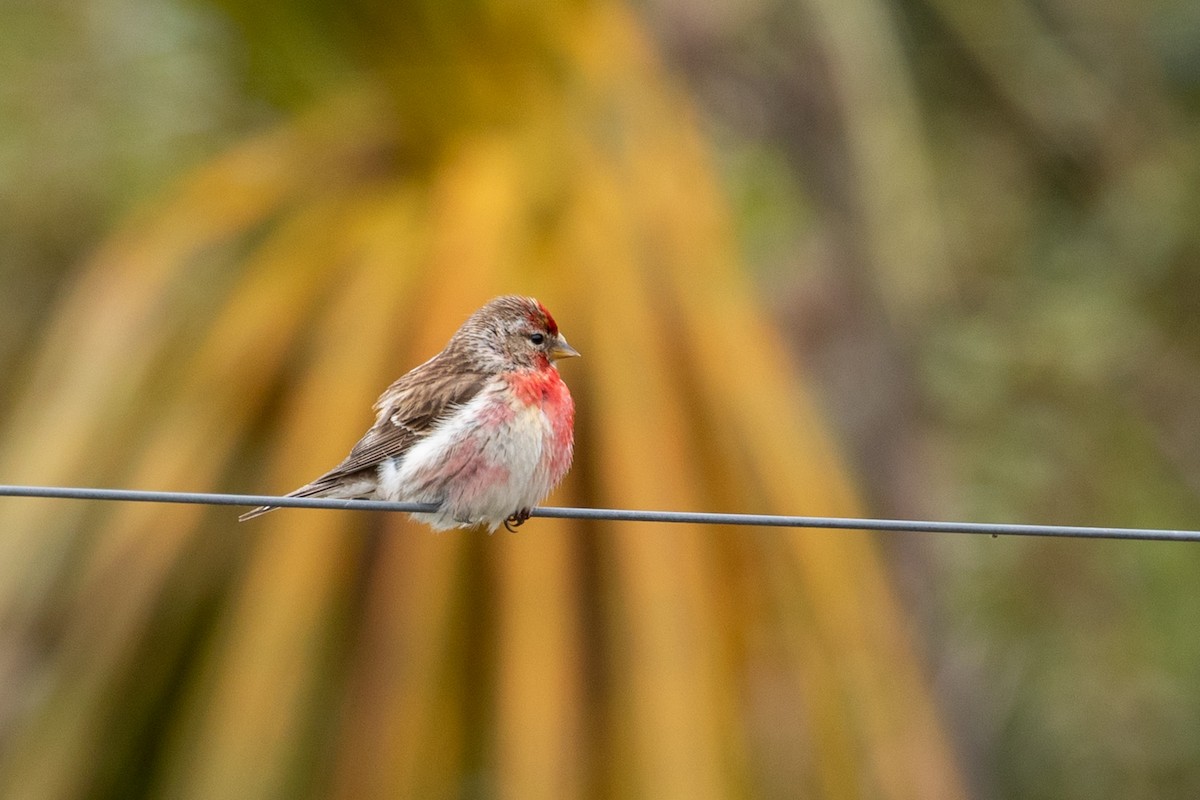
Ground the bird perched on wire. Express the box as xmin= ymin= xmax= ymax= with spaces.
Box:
xmin=239 ymin=295 xmax=579 ymax=531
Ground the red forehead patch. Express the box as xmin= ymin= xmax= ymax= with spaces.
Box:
xmin=535 ymin=300 xmax=559 ymax=335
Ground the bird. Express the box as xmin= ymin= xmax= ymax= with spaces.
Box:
xmin=239 ymin=295 xmax=579 ymax=531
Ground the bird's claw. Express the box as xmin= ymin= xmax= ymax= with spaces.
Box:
xmin=504 ymin=509 xmax=531 ymax=532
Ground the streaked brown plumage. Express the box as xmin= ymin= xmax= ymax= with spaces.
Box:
xmin=239 ymin=296 xmax=579 ymax=530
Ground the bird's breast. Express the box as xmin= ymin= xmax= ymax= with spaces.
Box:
xmin=379 ymin=372 xmax=574 ymax=506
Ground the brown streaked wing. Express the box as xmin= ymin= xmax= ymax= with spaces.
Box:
xmin=315 ymin=355 xmax=490 ymax=482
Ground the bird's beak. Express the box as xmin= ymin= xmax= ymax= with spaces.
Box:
xmin=549 ymin=334 xmax=581 ymax=361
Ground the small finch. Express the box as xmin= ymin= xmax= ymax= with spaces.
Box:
xmin=240 ymin=295 xmax=579 ymax=531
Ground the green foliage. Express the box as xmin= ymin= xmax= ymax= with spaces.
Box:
xmin=671 ymin=0 xmax=1200 ymax=797
xmin=5 ymin=0 xmax=1200 ymax=797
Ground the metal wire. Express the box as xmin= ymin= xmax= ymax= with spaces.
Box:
xmin=0 ymin=484 xmax=1196 ymax=541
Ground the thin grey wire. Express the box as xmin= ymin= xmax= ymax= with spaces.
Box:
xmin=0 ymin=484 xmax=1196 ymax=542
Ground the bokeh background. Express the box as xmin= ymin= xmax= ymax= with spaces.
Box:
xmin=2 ymin=0 xmax=1199 ymax=798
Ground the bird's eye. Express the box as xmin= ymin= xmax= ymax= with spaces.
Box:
xmin=529 ymin=333 xmax=546 ymax=345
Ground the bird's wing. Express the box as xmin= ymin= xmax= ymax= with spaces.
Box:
xmin=238 ymin=356 xmax=489 ymax=521
xmin=309 ymin=358 xmax=490 ymax=485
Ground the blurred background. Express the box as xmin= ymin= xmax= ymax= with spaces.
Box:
xmin=1 ymin=0 xmax=1199 ymax=797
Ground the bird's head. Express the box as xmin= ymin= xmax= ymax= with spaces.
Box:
xmin=453 ymin=295 xmax=580 ymax=372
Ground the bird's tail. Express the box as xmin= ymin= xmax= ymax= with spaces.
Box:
xmin=237 ymin=504 xmax=279 ymax=522
xmin=238 ymin=475 xmax=375 ymax=522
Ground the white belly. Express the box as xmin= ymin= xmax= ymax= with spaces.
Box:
xmin=375 ymin=389 xmax=555 ymax=531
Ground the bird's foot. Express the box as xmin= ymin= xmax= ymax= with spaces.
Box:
xmin=504 ymin=508 xmax=531 ymax=532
